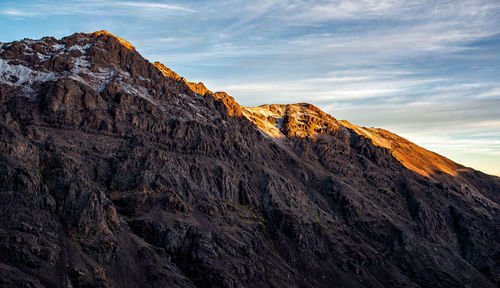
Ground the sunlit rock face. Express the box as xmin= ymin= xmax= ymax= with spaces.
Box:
xmin=337 ymin=120 xmax=463 ymax=177
xmin=241 ymin=103 xmax=339 ymax=138
xmin=0 ymin=31 xmax=499 ymax=288
xmin=239 ymin=102 xmax=463 ymax=178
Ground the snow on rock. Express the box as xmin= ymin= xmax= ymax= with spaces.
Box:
xmin=0 ymin=35 xmax=216 ymax=124
xmin=21 ymin=39 xmax=37 ymax=46
xmin=241 ymin=105 xmax=286 ymax=137
xmin=37 ymin=52 xmax=51 ymax=61
xmin=51 ymin=43 xmax=65 ymax=52
xmin=0 ymin=58 xmax=56 ymax=89
xmin=68 ymin=44 xmax=92 ymax=53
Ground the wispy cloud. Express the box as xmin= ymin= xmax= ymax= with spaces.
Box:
xmin=116 ymin=1 xmax=197 ymax=13
xmin=2 ymin=8 xmax=36 ymax=16
xmin=474 ymin=87 xmax=500 ymax=99
xmin=1 ymin=0 xmax=499 ymax=175
xmin=1 ymin=1 xmax=196 ymax=17
xmin=215 ymin=70 xmax=443 ymax=104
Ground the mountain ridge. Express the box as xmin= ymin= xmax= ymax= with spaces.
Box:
xmin=0 ymin=31 xmax=498 ymax=288
xmin=151 ymin=62 xmax=476 ymax=179
xmin=16 ymin=30 xmax=487 ymax=179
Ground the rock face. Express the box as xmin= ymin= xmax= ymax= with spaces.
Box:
xmin=241 ymin=103 xmax=466 ymax=179
xmin=0 ymin=31 xmax=499 ymax=288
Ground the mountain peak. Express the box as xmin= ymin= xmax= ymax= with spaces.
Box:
xmin=241 ymin=103 xmax=339 ymax=138
xmin=87 ymin=30 xmax=136 ymax=50
xmin=239 ymin=102 xmax=463 ymax=178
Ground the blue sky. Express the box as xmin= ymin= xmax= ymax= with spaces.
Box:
xmin=1 ymin=0 xmax=500 ymax=176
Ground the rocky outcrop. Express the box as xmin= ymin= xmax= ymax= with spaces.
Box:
xmin=239 ymin=103 xmax=472 ymax=180
xmin=241 ymin=103 xmax=339 ymax=138
xmin=0 ymin=31 xmax=498 ymax=288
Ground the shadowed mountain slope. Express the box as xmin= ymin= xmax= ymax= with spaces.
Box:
xmin=0 ymin=31 xmax=498 ymax=288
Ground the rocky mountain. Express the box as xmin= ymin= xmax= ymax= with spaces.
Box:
xmin=0 ymin=31 xmax=498 ymax=288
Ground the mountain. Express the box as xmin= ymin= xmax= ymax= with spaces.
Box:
xmin=241 ymin=104 xmax=465 ymax=178
xmin=0 ymin=31 xmax=498 ymax=288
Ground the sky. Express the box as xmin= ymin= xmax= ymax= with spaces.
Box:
xmin=1 ymin=0 xmax=499 ymax=176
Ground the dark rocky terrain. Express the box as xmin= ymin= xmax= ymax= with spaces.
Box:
xmin=0 ymin=31 xmax=498 ymax=288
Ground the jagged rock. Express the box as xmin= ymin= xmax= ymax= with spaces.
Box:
xmin=0 ymin=31 xmax=498 ymax=288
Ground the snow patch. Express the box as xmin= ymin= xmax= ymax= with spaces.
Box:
xmin=37 ymin=52 xmax=51 ymax=61
xmin=0 ymin=59 xmax=56 ymax=85
xmin=94 ymin=68 xmax=116 ymax=92
xmin=91 ymin=66 xmax=133 ymax=92
xmin=65 ymin=57 xmax=91 ymax=83
xmin=72 ymin=57 xmax=91 ymax=69
xmin=68 ymin=44 xmax=92 ymax=53
xmin=122 ymin=83 xmax=164 ymax=109
xmin=0 ymin=58 xmax=56 ymax=95
xmin=51 ymin=44 xmax=65 ymax=51
xmin=21 ymin=39 xmax=37 ymax=46
xmin=19 ymin=43 xmax=34 ymax=53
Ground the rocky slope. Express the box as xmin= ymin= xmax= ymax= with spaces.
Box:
xmin=0 ymin=31 xmax=498 ymax=288
xmin=241 ymin=104 xmax=465 ymax=178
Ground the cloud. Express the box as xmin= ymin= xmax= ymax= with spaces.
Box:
xmin=475 ymin=87 xmax=500 ymax=99
xmin=2 ymin=8 xmax=35 ymax=16
xmin=116 ymin=1 xmax=197 ymax=13
xmin=206 ymin=67 xmax=446 ymax=105
xmin=1 ymin=1 xmax=196 ymax=17
xmin=1 ymin=0 xmax=499 ymax=175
